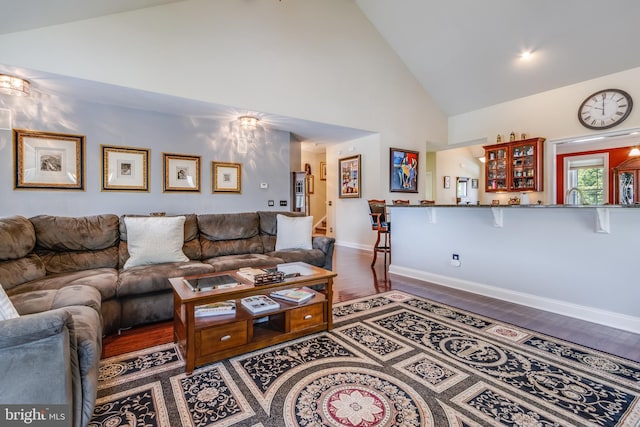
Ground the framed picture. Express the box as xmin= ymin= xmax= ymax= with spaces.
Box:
xmin=101 ymin=145 xmax=150 ymax=192
xmin=13 ymin=129 xmax=85 ymax=190
xmin=471 ymin=178 xmax=479 ymax=189
xmin=443 ymin=176 xmax=451 ymax=189
xmin=320 ymin=161 xmax=327 ymax=181
xmin=339 ymin=154 xmax=361 ymax=198
xmin=163 ymin=153 xmax=201 ymax=192
xmin=389 ymin=147 xmax=418 ymax=193
xmin=212 ymin=161 xmax=241 ymax=193
xmin=307 ymin=174 xmax=314 ymax=194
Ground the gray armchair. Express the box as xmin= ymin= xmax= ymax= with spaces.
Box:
xmin=0 ymin=305 xmax=102 ymax=427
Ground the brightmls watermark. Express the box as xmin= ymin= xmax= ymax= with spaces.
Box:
xmin=1 ymin=405 xmax=70 ymax=426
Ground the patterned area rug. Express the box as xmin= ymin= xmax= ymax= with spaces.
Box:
xmin=90 ymin=291 xmax=640 ymax=426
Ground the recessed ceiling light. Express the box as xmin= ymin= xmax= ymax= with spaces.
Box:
xmin=520 ymin=50 xmax=533 ymax=60
xmin=520 ymin=50 xmax=533 ymax=61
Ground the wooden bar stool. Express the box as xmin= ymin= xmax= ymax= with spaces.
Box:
xmin=368 ymin=199 xmax=390 ymax=267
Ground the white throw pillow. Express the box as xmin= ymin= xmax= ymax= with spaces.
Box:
xmin=275 ymin=214 xmax=312 ymax=251
xmin=123 ymin=216 xmax=189 ymax=269
xmin=0 ymin=284 xmax=19 ymax=320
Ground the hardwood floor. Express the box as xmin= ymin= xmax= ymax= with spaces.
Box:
xmin=102 ymin=246 xmax=640 ymax=362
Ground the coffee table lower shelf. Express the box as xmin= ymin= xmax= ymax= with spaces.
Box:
xmin=170 ymin=265 xmax=335 ymax=373
xmin=175 ymin=299 xmax=328 ymax=371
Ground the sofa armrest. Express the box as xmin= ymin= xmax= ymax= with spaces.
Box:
xmin=312 ymin=236 xmax=335 ymax=270
xmin=0 ymin=309 xmax=80 ymax=425
xmin=0 ymin=308 xmax=74 ymax=347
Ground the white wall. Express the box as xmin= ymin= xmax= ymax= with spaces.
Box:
xmin=390 ymin=206 xmax=640 ymax=333
xmin=0 ymin=0 xmax=447 ymax=248
xmin=448 ymin=66 xmax=640 ymax=145
xmin=326 ymin=134 xmax=386 ymax=249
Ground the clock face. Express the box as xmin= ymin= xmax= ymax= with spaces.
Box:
xmin=578 ymin=89 xmax=633 ymax=130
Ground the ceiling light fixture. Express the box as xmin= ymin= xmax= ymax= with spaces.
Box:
xmin=519 ymin=50 xmax=533 ymax=60
xmin=238 ymin=115 xmax=259 ymax=129
xmin=629 ymin=146 xmax=640 ymax=157
xmin=230 ymin=115 xmax=263 ymax=154
xmin=0 ymin=74 xmax=30 ymax=96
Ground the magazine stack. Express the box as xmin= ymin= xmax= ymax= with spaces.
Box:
xmin=194 ymin=300 xmax=236 ymax=317
xmin=241 ymin=295 xmax=281 ymax=314
xmin=270 ymin=287 xmax=315 ymax=304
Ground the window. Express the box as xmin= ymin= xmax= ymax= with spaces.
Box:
xmin=563 ymin=154 xmax=608 ymax=205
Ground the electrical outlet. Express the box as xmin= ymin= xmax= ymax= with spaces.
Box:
xmin=450 ymin=253 xmax=461 ymax=267
xmin=279 ymin=200 xmax=287 ymax=206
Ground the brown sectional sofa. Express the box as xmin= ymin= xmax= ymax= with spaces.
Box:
xmin=2 ymin=210 xmax=334 ymax=335
xmin=0 ymin=210 xmax=334 ymax=427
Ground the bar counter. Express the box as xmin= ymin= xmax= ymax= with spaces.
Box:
xmin=387 ymin=203 xmax=640 ymax=333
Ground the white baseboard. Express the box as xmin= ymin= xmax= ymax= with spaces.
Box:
xmin=335 ymin=241 xmax=371 ymax=251
xmin=389 ymin=264 xmax=640 ymax=334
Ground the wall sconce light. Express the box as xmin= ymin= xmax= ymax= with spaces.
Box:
xmin=629 ymin=146 xmax=640 ymax=157
xmin=0 ymin=74 xmax=30 ymax=96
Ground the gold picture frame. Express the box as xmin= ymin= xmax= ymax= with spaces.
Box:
xmin=14 ymin=129 xmax=85 ymax=190
xmin=339 ymin=154 xmax=361 ymax=198
xmin=212 ymin=161 xmax=242 ymax=193
xmin=163 ymin=153 xmax=201 ymax=192
xmin=320 ymin=161 xmax=327 ymax=181
xmin=101 ymin=145 xmax=150 ymax=192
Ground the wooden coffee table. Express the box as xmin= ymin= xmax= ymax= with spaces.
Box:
xmin=169 ymin=263 xmax=336 ymax=372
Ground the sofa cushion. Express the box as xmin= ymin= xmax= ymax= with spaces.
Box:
xmin=30 ymin=214 xmax=120 ymax=274
xmin=31 ymin=214 xmax=119 ymax=251
xmin=10 ymin=285 xmax=102 ymax=316
xmin=0 ymin=216 xmax=36 ymax=260
xmin=119 ymin=214 xmax=201 ymax=266
xmin=118 ymin=261 xmax=215 ymax=297
xmin=258 ymin=211 xmax=304 ymax=252
xmin=0 ymin=254 xmax=46 ymax=290
xmin=198 ymin=213 xmax=264 ymax=258
xmin=123 ymin=216 xmax=189 ymax=269
xmin=6 ymin=268 xmax=118 ymax=301
xmin=39 ymin=246 xmax=119 ymax=275
xmin=0 ymin=284 xmax=19 ymax=320
xmin=203 ymin=253 xmax=284 ymax=272
xmin=266 ymin=248 xmax=326 ymax=267
xmin=275 ymin=214 xmax=312 ymax=250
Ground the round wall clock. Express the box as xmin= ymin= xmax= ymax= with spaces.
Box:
xmin=578 ymin=88 xmax=633 ymax=130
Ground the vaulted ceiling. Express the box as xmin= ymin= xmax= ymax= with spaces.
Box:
xmin=2 ymin=0 xmax=640 ymax=131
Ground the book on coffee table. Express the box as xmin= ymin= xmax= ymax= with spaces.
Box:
xmin=270 ymin=287 xmax=315 ymax=303
xmin=195 ymin=300 xmax=236 ymax=317
xmin=241 ymin=295 xmax=280 ymax=314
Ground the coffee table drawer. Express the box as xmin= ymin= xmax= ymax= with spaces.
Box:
xmin=290 ymin=303 xmax=324 ymax=332
xmin=198 ymin=321 xmax=248 ymax=356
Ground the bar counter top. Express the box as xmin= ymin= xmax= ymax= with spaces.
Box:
xmin=389 ymin=203 xmax=640 ymax=208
